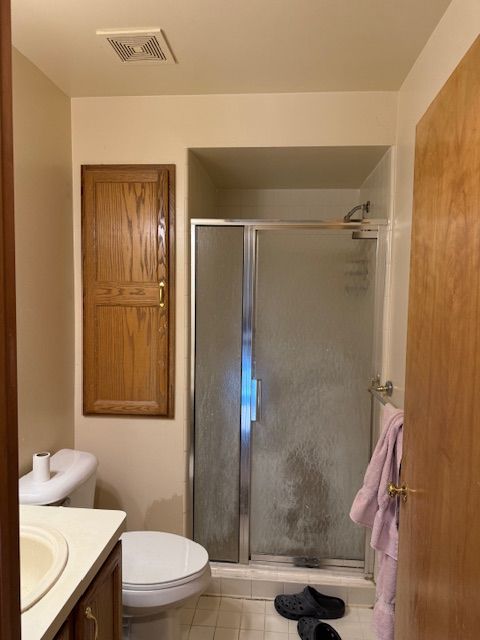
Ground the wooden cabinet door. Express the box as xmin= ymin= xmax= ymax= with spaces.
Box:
xmin=395 ymin=36 xmax=480 ymax=638
xmin=74 ymin=542 xmax=122 ymax=640
xmin=82 ymin=165 xmax=175 ymax=416
xmin=54 ymin=618 xmax=74 ymax=639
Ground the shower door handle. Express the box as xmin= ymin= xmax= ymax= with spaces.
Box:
xmin=251 ymin=378 xmax=262 ymax=422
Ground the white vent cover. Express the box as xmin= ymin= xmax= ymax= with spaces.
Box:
xmin=96 ymin=28 xmax=176 ymax=64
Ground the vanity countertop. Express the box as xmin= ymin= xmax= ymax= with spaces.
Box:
xmin=21 ymin=504 xmax=126 ymax=640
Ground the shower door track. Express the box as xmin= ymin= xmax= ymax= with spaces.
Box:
xmin=190 ymin=218 xmax=388 ymax=576
xmin=250 ymin=554 xmax=364 ymax=569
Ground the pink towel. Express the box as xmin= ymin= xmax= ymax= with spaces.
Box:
xmin=350 ymin=403 xmax=404 ymax=640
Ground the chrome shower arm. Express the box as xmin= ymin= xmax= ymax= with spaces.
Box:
xmin=343 ymin=200 xmax=370 ymax=222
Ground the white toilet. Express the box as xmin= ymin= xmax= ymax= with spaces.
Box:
xmin=19 ymin=448 xmax=211 ymax=640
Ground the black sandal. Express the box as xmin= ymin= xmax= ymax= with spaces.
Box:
xmin=274 ymin=586 xmax=345 ymax=620
xmin=297 ymin=617 xmax=342 ymax=640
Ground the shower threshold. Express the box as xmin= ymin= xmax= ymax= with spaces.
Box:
xmin=250 ymin=554 xmax=364 ymax=570
xmin=207 ymin=561 xmax=375 ymax=607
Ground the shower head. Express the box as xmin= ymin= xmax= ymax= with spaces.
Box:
xmin=343 ymin=201 xmax=370 ymax=222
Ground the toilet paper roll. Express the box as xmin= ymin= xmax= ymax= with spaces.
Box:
xmin=32 ymin=451 xmax=51 ymax=483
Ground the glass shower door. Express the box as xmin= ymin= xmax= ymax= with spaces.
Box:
xmin=193 ymin=226 xmax=244 ymax=562
xmin=249 ymin=229 xmax=376 ymax=564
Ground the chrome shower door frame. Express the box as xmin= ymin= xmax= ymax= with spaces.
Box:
xmin=190 ymin=219 xmax=388 ymax=573
xmin=239 ymin=224 xmax=256 ymax=564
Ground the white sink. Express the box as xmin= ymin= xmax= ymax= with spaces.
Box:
xmin=20 ymin=524 xmax=69 ymax=612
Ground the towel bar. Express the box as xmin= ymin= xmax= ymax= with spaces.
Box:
xmin=368 ymin=376 xmax=396 ymax=407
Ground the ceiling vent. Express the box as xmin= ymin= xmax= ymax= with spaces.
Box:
xmin=96 ymin=28 xmax=176 ymax=64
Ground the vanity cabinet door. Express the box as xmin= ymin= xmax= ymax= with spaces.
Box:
xmin=55 ymin=618 xmax=74 ymax=639
xmin=73 ymin=542 xmax=122 ymax=640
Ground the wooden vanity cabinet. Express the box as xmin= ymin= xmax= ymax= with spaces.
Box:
xmin=54 ymin=542 xmax=122 ymax=640
xmin=54 ymin=618 xmax=74 ymax=640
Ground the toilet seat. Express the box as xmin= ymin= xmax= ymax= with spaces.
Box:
xmin=124 ymin=564 xmax=208 ymax=591
xmin=121 ymin=531 xmax=210 ymax=602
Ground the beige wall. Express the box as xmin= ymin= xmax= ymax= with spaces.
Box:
xmin=12 ymin=49 xmax=74 ymax=475
xmin=389 ymin=0 xmax=480 ymax=405
xmin=71 ymin=91 xmax=397 ymax=533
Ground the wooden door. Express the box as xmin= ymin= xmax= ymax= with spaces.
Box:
xmin=396 ymin=36 xmax=480 ymax=638
xmin=82 ymin=165 xmax=175 ymax=417
xmin=74 ymin=543 xmax=122 ymax=640
xmin=0 ymin=0 xmax=21 ymax=637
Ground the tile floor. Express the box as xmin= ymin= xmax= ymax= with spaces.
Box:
xmin=179 ymin=596 xmax=375 ymax=640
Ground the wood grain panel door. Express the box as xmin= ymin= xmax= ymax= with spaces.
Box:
xmin=395 ymin=36 xmax=480 ymax=639
xmin=74 ymin=542 xmax=122 ymax=640
xmin=82 ymin=165 xmax=175 ymax=416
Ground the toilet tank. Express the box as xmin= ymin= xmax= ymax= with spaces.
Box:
xmin=19 ymin=449 xmax=98 ymax=508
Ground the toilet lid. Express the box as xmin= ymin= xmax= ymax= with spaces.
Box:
xmin=121 ymin=531 xmax=209 ymax=590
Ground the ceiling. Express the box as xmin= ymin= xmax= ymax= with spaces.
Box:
xmin=192 ymin=146 xmax=389 ymax=189
xmin=11 ymin=0 xmax=451 ymax=97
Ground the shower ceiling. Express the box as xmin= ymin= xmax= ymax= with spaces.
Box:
xmin=191 ymin=146 xmax=390 ymax=189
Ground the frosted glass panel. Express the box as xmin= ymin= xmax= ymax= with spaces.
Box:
xmin=194 ymin=227 xmax=243 ymax=562
xmin=250 ymin=230 xmax=376 ymax=561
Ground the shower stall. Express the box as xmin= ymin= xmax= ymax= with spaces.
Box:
xmin=190 ymin=219 xmax=387 ymax=574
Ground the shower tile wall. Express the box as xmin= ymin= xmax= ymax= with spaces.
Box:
xmin=359 ymin=148 xmax=394 ymax=403
xmin=359 ymin=148 xmax=394 ymax=583
xmin=359 ymin=148 xmax=393 ymax=222
xmin=215 ymin=189 xmax=361 ymax=221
